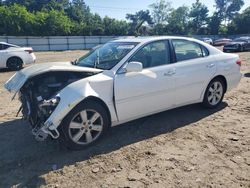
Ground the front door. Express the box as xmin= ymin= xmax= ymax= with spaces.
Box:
xmin=114 ymin=40 xmax=176 ymax=122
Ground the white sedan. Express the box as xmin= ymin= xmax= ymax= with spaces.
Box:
xmin=0 ymin=42 xmax=36 ymax=70
xmin=5 ymin=36 xmax=241 ymax=150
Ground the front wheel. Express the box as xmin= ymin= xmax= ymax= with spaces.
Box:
xmin=202 ymin=78 xmax=225 ymax=108
xmin=59 ymin=100 xmax=109 ymax=150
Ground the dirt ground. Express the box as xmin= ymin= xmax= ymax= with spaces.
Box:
xmin=0 ymin=49 xmax=249 ymax=188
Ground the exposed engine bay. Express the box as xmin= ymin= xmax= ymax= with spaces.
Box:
xmin=19 ymin=71 xmax=95 ymax=141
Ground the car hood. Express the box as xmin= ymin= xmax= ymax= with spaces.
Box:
xmin=4 ymin=61 xmax=102 ymax=93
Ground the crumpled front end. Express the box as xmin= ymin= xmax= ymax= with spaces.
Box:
xmin=5 ymin=70 xmax=98 ymax=141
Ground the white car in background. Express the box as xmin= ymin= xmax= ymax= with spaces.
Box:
xmin=0 ymin=42 xmax=36 ymax=70
xmin=201 ymin=38 xmax=213 ymax=45
xmin=5 ymin=36 xmax=241 ymax=150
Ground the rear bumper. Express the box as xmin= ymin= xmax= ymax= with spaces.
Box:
xmin=24 ymin=53 xmax=36 ymax=64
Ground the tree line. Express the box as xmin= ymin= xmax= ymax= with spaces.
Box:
xmin=0 ymin=0 xmax=249 ymax=36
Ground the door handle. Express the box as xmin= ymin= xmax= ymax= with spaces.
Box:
xmin=206 ymin=63 xmax=215 ymax=68
xmin=164 ymin=69 xmax=176 ymax=76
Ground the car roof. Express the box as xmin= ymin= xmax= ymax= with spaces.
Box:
xmin=112 ymin=36 xmax=203 ymax=44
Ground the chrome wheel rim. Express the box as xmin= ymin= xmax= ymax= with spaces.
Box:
xmin=207 ymin=81 xmax=223 ymax=106
xmin=68 ymin=109 xmax=103 ymax=145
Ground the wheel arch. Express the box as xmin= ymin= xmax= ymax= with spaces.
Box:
xmin=201 ymin=74 xmax=228 ymax=101
xmin=82 ymin=96 xmax=112 ymax=126
xmin=211 ymin=75 xmax=228 ymax=92
xmin=6 ymin=56 xmax=24 ymax=66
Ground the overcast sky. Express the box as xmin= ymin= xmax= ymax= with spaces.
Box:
xmin=84 ymin=0 xmax=250 ymax=20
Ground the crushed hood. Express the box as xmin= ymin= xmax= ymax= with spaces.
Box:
xmin=5 ymin=62 xmax=102 ymax=93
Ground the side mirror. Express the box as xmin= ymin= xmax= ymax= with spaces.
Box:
xmin=125 ymin=61 xmax=143 ymax=73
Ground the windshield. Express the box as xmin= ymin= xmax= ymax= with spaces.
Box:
xmin=76 ymin=42 xmax=138 ymax=70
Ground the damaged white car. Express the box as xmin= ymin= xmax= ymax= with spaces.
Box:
xmin=5 ymin=36 xmax=242 ymax=150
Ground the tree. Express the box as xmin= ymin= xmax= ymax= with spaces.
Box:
xmin=41 ymin=10 xmax=73 ymax=35
xmin=126 ymin=10 xmax=153 ymax=35
xmin=149 ymin=0 xmax=172 ymax=25
xmin=66 ymin=0 xmax=90 ymax=23
xmin=215 ymin=0 xmax=244 ymax=24
xmin=208 ymin=12 xmax=221 ymax=34
xmin=0 ymin=4 xmax=35 ymax=35
xmin=189 ymin=0 xmax=209 ymax=34
xmin=103 ymin=16 xmax=129 ymax=35
xmin=227 ymin=6 xmax=250 ymax=34
xmin=208 ymin=0 xmax=244 ymax=34
xmin=167 ymin=6 xmax=190 ymax=35
xmin=3 ymin=0 xmax=70 ymax=12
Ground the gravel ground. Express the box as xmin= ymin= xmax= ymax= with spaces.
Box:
xmin=0 ymin=49 xmax=249 ymax=188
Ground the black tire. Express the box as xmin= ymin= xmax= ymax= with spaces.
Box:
xmin=202 ymin=78 xmax=226 ymax=109
xmin=7 ymin=57 xmax=23 ymax=71
xmin=58 ymin=100 xmax=109 ymax=150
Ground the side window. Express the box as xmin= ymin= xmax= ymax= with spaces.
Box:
xmin=172 ymin=39 xmax=208 ymax=62
xmin=0 ymin=44 xmax=9 ymax=50
xmin=130 ymin=41 xmax=171 ymax=68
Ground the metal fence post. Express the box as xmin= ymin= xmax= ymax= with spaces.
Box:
xmin=47 ymin=36 xmax=50 ymax=51
xmin=83 ymin=36 xmax=86 ymax=49
xmin=26 ymin=36 xmax=29 ymax=47
xmin=67 ymin=36 xmax=69 ymax=50
xmin=99 ymin=36 xmax=101 ymax=45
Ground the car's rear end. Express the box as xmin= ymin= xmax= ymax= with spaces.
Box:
xmin=21 ymin=47 xmax=36 ymax=65
xmin=216 ymin=53 xmax=242 ymax=91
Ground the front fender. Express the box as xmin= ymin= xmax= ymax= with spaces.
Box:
xmin=45 ymin=79 xmax=95 ymax=129
xmin=45 ymin=72 xmax=117 ymax=130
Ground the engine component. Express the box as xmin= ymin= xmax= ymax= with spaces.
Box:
xmin=18 ymin=71 xmax=95 ymax=140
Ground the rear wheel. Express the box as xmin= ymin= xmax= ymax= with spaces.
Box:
xmin=202 ymin=78 xmax=225 ymax=108
xmin=7 ymin=57 xmax=23 ymax=71
xmin=59 ymin=100 xmax=109 ymax=150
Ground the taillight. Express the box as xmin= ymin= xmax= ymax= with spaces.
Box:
xmin=25 ymin=49 xmax=33 ymax=54
xmin=236 ymin=59 xmax=241 ymax=67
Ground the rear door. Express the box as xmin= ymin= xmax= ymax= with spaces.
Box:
xmin=170 ymin=39 xmax=217 ymax=106
xmin=114 ymin=40 xmax=176 ymax=122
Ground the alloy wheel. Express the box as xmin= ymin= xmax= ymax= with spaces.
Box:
xmin=207 ymin=81 xmax=223 ymax=106
xmin=68 ymin=109 xmax=103 ymax=145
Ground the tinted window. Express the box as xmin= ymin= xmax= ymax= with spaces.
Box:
xmin=0 ymin=44 xmax=10 ymax=50
xmin=172 ymin=39 xmax=208 ymax=62
xmin=130 ymin=40 xmax=171 ymax=68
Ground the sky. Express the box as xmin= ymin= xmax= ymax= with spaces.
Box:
xmin=84 ymin=0 xmax=250 ymax=20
